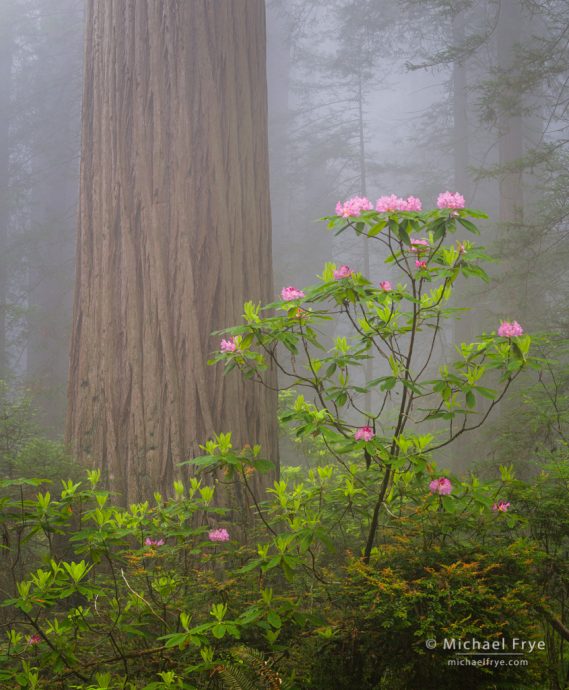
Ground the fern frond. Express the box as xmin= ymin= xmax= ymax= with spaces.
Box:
xmin=217 ymin=661 xmax=259 ymax=690
xmin=215 ymin=646 xmax=286 ymax=690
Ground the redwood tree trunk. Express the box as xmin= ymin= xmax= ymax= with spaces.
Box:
xmin=67 ymin=0 xmax=278 ymax=503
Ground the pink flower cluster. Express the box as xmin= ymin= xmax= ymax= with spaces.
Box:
xmin=354 ymin=426 xmax=374 ymax=442
xmin=208 ymin=528 xmax=230 ymax=543
xmin=335 ymin=196 xmax=373 ymax=218
xmin=334 ymin=192 xmax=467 ymax=216
xmin=27 ymin=634 xmax=41 ymax=646
xmin=429 ymin=477 xmax=453 ymax=495
xmin=281 ymin=286 xmax=305 ymax=302
xmin=376 ymin=195 xmax=423 ymax=212
xmin=379 ymin=280 xmax=392 ymax=292
xmin=220 ymin=337 xmax=237 ymax=353
xmin=144 ymin=537 xmax=165 ymax=547
xmin=415 ymin=260 xmax=428 ymax=269
xmin=437 ymin=191 xmax=465 ymax=210
xmin=409 ymin=237 xmax=430 ymax=253
xmin=497 ymin=321 xmax=523 ymax=338
xmin=492 ymin=500 xmax=510 ymax=513
xmin=334 ymin=265 xmax=353 ymax=280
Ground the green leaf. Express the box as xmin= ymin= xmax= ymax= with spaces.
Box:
xmin=250 ymin=458 xmax=275 ymax=474
xmin=458 ymin=217 xmax=481 ymax=233
xmin=212 ymin=624 xmax=226 ymax=639
xmin=267 ymin=611 xmax=282 ymax=629
xmin=368 ymin=221 xmax=386 ymax=237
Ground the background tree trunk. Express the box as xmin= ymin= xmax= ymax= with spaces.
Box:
xmin=497 ymin=0 xmax=524 ymax=230
xmin=27 ymin=0 xmax=82 ymax=434
xmin=0 ymin=10 xmax=11 ymax=379
xmin=67 ymin=0 xmax=278 ymax=503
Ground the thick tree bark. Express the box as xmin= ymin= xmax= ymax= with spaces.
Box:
xmin=67 ymin=0 xmax=278 ymax=503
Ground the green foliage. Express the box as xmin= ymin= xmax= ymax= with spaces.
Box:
xmin=0 ymin=381 xmax=77 ymax=483
xmin=2 ymin=460 xmax=568 ymax=688
xmin=214 ymin=204 xmax=537 ymax=561
xmin=215 ymin=647 xmax=290 ymax=690
xmin=2 ymin=207 xmax=567 ymax=688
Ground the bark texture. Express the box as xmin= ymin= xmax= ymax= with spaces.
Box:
xmin=67 ymin=0 xmax=278 ymax=503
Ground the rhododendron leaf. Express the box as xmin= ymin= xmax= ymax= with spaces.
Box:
xmin=368 ymin=221 xmax=386 ymax=237
xmin=161 ymin=632 xmax=190 ymax=648
xmin=461 ymin=265 xmax=489 ymax=282
xmin=333 ymin=225 xmax=350 ymax=237
xmin=511 ymin=341 xmax=527 ymax=362
xmin=268 ymin=611 xmax=282 ymax=629
xmin=179 ymin=455 xmax=217 ymax=468
xmin=465 ymin=209 xmax=489 ymax=219
xmin=212 ymin=624 xmax=226 ymax=639
xmin=458 ymin=217 xmax=480 ymax=234
xmin=0 ymin=478 xmax=50 ymax=488
xmin=236 ymin=559 xmax=264 ymax=574
xmin=398 ymin=226 xmax=411 ymax=246
xmin=442 ymin=496 xmax=456 ymax=512
xmin=238 ymin=607 xmax=261 ymax=625
xmin=380 ymin=377 xmax=398 ymax=391
xmin=251 ymin=459 xmax=275 ymax=474
xmin=474 ymin=385 xmax=496 ymax=399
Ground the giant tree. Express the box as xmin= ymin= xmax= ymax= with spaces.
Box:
xmin=67 ymin=0 xmax=278 ymax=502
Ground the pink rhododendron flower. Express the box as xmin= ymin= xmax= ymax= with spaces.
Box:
xmin=492 ymin=500 xmax=510 ymax=513
xmin=376 ymin=194 xmax=407 ymax=212
xmin=415 ymin=260 xmax=428 ymax=269
xmin=220 ymin=338 xmax=237 ymax=353
xmin=144 ymin=538 xmax=165 ymax=547
xmin=497 ymin=321 xmax=523 ymax=338
xmin=429 ymin=477 xmax=453 ymax=495
xmin=335 ymin=196 xmax=373 ymax=218
xmin=379 ymin=280 xmax=392 ymax=291
xmin=437 ymin=191 xmax=465 ymax=209
xmin=27 ymin=634 xmax=41 ymax=646
xmin=409 ymin=237 xmax=430 ymax=253
xmin=333 ymin=264 xmax=353 ymax=280
xmin=281 ymin=286 xmax=305 ymax=301
xmin=354 ymin=426 xmax=374 ymax=442
xmin=404 ymin=195 xmax=422 ymax=211
xmin=208 ymin=528 xmax=230 ymax=543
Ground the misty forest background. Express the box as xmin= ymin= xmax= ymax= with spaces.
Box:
xmin=2 ymin=0 xmax=569 ymax=688
xmin=1 ymin=0 xmax=567 ymax=474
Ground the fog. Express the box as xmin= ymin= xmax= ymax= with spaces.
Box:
xmin=1 ymin=0 xmax=568 ymax=475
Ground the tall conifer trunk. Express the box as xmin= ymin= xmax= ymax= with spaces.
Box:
xmin=67 ymin=0 xmax=278 ymax=503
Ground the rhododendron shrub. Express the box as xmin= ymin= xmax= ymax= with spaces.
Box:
xmin=212 ymin=193 xmax=536 ymax=561
xmin=1 ymin=195 xmax=551 ymax=689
